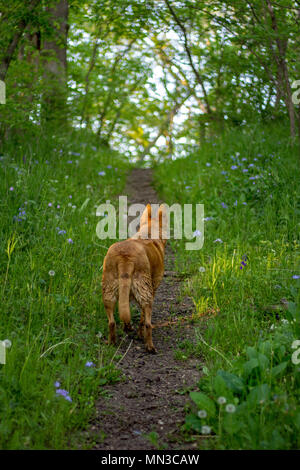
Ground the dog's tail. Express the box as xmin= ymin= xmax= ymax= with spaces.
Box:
xmin=118 ymin=261 xmax=134 ymax=325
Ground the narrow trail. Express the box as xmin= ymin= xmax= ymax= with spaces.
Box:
xmin=91 ymin=169 xmax=203 ymax=450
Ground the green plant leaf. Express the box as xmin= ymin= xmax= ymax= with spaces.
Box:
xmin=247 ymin=384 xmax=270 ymax=406
xmin=190 ymin=392 xmax=216 ymax=416
xmin=271 ymin=361 xmax=288 ymax=378
xmin=217 ymin=370 xmax=245 ymax=394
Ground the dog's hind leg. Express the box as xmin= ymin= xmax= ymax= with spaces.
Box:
xmin=142 ymin=303 xmax=156 ymax=354
xmin=104 ymin=299 xmax=117 ymax=345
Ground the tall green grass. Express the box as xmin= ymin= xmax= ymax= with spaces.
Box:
xmin=0 ymin=130 xmax=129 ymax=449
xmin=154 ymin=123 xmax=300 ymax=449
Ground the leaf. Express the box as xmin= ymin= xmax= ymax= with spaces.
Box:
xmin=185 ymin=414 xmax=202 ymax=432
xmin=217 ymin=370 xmax=245 ymax=394
xmin=222 ymin=413 xmax=244 ymax=435
xmin=79 ymin=198 xmax=90 ymax=212
xmin=243 ymin=358 xmax=259 ymax=376
xmin=247 ymin=384 xmax=270 ymax=406
xmin=213 ymin=374 xmax=228 ymax=397
xmin=189 ymin=392 xmax=216 ymax=416
xmin=271 ymin=361 xmax=288 ymax=378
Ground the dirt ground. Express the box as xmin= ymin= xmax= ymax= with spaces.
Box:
xmin=90 ymin=168 xmax=204 ymax=450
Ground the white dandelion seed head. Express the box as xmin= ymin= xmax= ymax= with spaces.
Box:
xmin=48 ymin=270 xmax=55 ymax=277
xmin=201 ymin=425 xmax=211 ymax=435
xmin=226 ymin=404 xmax=236 ymax=413
xmin=197 ymin=410 xmax=207 ymax=418
xmin=3 ymin=339 xmax=12 ymax=348
xmin=217 ymin=396 xmax=227 ymax=405
xmin=199 ymin=267 xmax=206 ymax=273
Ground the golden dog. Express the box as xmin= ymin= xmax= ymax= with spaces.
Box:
xmin=102 ymin=203 xmax=167 ymax=353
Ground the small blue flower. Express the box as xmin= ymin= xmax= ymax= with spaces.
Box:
xmin=231 ymin=165 xmax=238 ymax=170
xmin=193 ymin=230 xmax=202 ymax=237
xmin=98 ymin=171 xmax=105 ymax=176
xmin=292 ymin=275 xmax=300 ymax=280
xmin=221 ymin=202 xmax=228 ymax=209
xmin=85 ymin=361 xmax=96 ymax=367
xmin=56 ymin=388 xmax=72 ymax=402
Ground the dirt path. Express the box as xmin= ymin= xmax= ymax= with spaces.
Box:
xmin=91 ymin=168 xmax=203 ymax=450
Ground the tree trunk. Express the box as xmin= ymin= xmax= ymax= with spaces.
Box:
xmin=41 ymin=0 xmax=69 ymax=129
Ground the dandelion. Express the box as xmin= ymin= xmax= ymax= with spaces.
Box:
xmin=85 ymin=361 xmax=95 ymax=367
xmin=201 ymin=425 xmax=211 ymax=435
xmin=198 ymin=410 xmax=207 ymax=418
xmin=225 ymin=404 xmax=236 ymax=413
xmin=3 ymin=339 xmax=12 ymax=348
xmin=199 ymin=267 xmax=206 ymax=273
xmin=217 ymin=396 xmax=227 ymax=405
xmin=67 ymin=238 xmax=73 ymax=244
xmin=48 ymin=270 xmax=55 ymax=277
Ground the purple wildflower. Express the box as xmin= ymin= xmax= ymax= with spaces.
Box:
xmin=9 ymin=186 xmax=14 ymax=191
xmin=56 ymin=388 xmax=72 ymax=402
xmin=292 ymin=275 xmax=300 ymax=280
xmin=231 ymin=165 xmax=238 ymax=170
xmin=98 ymin=171 xmax=105 ymax=176
xmin=85 ymin=361 xmax=96 ymax=367
xmin=67 ymin=238 xmax=73 ymax=244
xmin=221 ymin=202 xmax=228 ymax=209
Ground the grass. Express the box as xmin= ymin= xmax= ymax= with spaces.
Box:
xmin=1 ymin=121 xmax=299 ymax=450
xmin=153 ymin=122 xmax=300 ymax=449
xmin=0 ymin=130 xmax=130 ymax=449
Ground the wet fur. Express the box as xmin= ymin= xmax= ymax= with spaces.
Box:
xmin=102 ymin=204 xmax=167 ymax=353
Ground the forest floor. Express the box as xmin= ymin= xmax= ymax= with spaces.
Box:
xmin=89 ymin=168 xmax=204 ymax=450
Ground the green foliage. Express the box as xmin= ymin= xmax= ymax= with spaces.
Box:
xmin=0 ymin=129 xmax=130 ymax=449
xmin=154 ymin=123 xmax=300 ymax=449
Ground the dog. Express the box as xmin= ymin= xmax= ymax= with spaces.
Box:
xmin=102 ymin=203 xmax=167 ymax=353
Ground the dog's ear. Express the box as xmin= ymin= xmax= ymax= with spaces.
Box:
xmin=140 ymin=203 xmax=152 ymax=228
